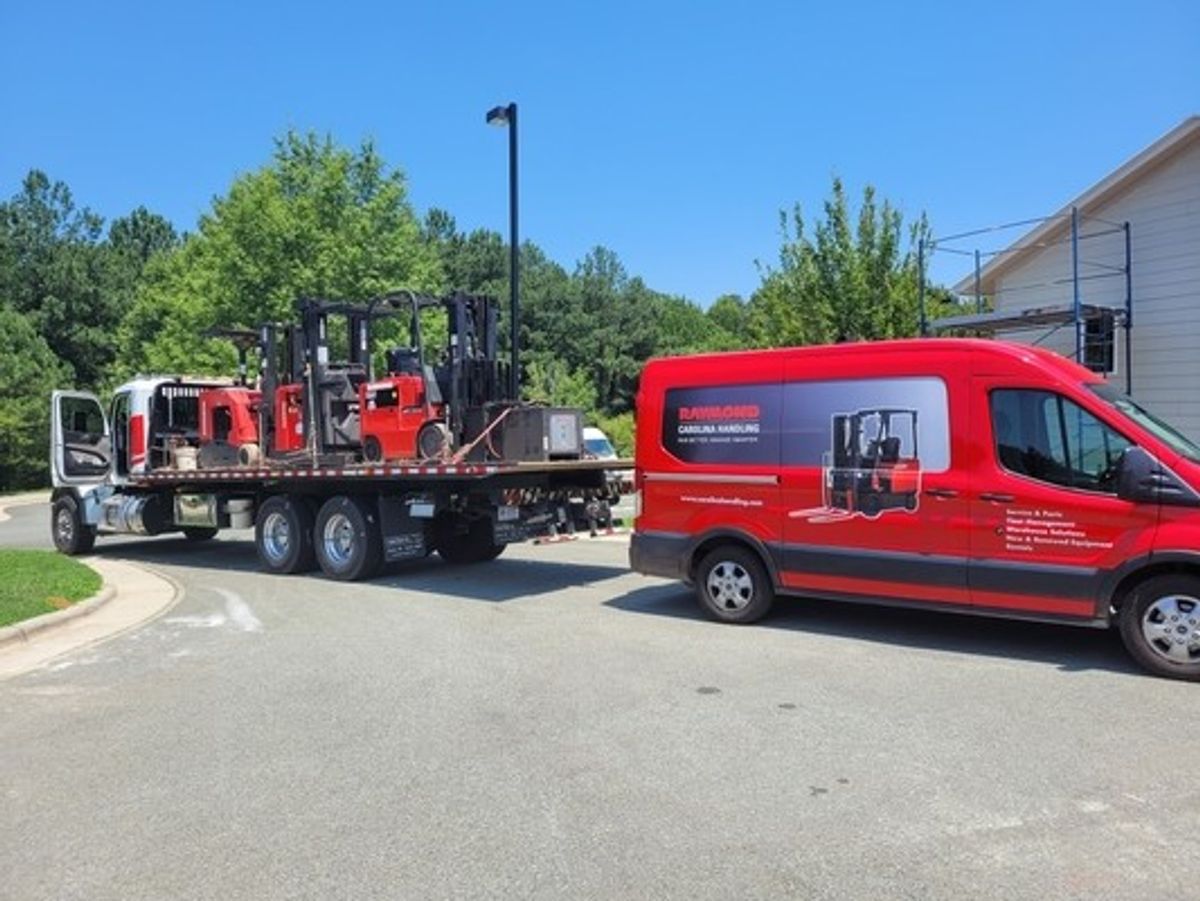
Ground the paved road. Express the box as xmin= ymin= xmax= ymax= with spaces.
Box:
xmin=2 ymin=501 xmax=1198 ymax=900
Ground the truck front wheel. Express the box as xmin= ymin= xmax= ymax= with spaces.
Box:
xmin=314 ymin=495 xmax=382 ymax=581
xmin=51 ymin=495 xmax=96 ymax=556
xmin=255 ymin=495 xmax=316 ymax=575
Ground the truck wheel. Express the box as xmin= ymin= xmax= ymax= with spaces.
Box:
xmin=1118 ymin=575 xmax=1200 ymax=681
xmin=182 ymin=527 xmax=219 ymax=542
xmin=695 ymin=545 xmax=774 ymax=624
xmin=314 ymin=495 xmax=382 ymax=581
xmin=435 ymin=516 xmax=505 ymax=565
xmin=51 ymin=495 xmax=95 ymax=556
xmin=255 ymin=495 xmax=316 ymax=575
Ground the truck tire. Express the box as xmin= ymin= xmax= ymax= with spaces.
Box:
xmin=182 ymin=527 xmax=219 ymax=542
xmin=1118 ymin=574 xmax=1200 ymax=681
xmin=255 ymin=495 xmax=316 ymax=575
xmin=314 ymin=495 xmax=382 ymax=581
xmin=694 ymin=545 xmax=774 ymax=624
xmin=51 ymin=495 xmax=96 ymax=556
xmin=435 ymin=516 xmax=505 ymax=565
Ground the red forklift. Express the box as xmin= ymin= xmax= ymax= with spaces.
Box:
xmin=824 ymin=408 xmax=921 ymax=517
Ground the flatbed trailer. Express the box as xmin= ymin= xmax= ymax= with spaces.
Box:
xmin=54 ymin=457 xmax=632 ymax=581
xmin=50 ymin=385 xmax=632 ymax=581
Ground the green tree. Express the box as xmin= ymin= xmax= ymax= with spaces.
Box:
xmin=0 ymin=171 xmax=115 ymax=387
xmin=117 ymin=132 xmax=440 ymax=376
xmin=747 ymin=178 xmax=934 ymax=347
xmin=707 ymin=293 xmax=748 ymax=340
xmin=0 ymin=304 xmax=72 ymax=490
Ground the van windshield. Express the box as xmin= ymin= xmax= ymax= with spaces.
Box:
xmin=1088 ymin=383 xmax=1200 ymax=462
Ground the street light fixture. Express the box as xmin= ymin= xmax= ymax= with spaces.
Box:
xmin=486 ymin=102 xmax=519 ymax=401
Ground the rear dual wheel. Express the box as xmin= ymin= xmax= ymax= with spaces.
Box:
xmin=255 ymin=496 xmax=316 ymax=575
xmin=314 ymin=495 xmax=383 ymax=581
xmin=435 ymin=515 xmax=506 ymax=565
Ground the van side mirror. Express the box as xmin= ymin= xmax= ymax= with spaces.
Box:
xmin=1116 ymin=446 xmax=1200 ymax=506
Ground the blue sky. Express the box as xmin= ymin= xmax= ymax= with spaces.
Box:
xmin=2 ymin=0 xmax=1196 ymax=304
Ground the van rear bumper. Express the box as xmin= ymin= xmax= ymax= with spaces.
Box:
xmin=630 ymin=531 xmax=689 ymax=582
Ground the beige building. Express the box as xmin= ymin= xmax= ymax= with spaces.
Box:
xmin=936 ymin=116 xmax=1200 ymax=439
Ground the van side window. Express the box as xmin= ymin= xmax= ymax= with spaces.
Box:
xmin=990 ymin=389 xmax=1131 ymax=493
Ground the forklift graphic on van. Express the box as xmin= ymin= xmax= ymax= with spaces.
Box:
xmin=790 ymin=407 xmax=922 ymax=523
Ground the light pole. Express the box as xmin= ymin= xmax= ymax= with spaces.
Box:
xmin=486 ymin=102 xmax=519 ymax=401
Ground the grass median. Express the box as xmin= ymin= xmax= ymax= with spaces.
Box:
xmin=0 ymin=550 xmax=102 ymax=628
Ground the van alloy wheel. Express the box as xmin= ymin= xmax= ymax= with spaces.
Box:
xmin=706 ymin=560 xmax=754 ymax=611
xmin=1141 ymin=594 xmax=1200 ymax=664
xmin=695 ymin=546 xmax=775 ymax=624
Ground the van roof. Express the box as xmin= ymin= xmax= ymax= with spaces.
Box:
xmin=643 ymin=338 xmax=1102 ymax=384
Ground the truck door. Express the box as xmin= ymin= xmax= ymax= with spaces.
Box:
xmin=778 ymin=361 xmax=972 ymax=605
xmin=51 ymin=391 xmax=112 ymax=488
xmin=967 ymin=377 xmax=1157 ymax=619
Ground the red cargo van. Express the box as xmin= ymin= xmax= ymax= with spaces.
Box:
xmin=631 ymin=338 xmax=1200 ymax=681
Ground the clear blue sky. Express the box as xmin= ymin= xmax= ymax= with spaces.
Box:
xmin=2 ymin=0 xmax=1196 ymax=304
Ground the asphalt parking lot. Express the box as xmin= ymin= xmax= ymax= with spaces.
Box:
xmin=2 ymin=499 xmax=1198 ymax=900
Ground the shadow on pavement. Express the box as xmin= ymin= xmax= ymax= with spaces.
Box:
xmin=86 ymin=533 xmax=628 ymax=603
xmin=606 ymin=582 xmax=1140 ymax=677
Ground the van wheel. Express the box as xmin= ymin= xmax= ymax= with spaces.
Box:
xmin=51 ymin=495 xmax=95 ymax=556
xmin=255 ymin=495 xmax=316 ymax=575
xmin=315 ymin=495 xmax=382 ymax=581
xmin=695 ymin=546 xmax=774 ymax=624
xmin=1118 ymin=575 xmax=1200 ymax=681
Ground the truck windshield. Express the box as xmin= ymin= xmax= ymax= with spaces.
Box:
xmin=1088 ymin=383 xmax=1200 ymax=462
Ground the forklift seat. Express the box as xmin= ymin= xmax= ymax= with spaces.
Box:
xmin=880 ymin=437 xmax=902 ymax=463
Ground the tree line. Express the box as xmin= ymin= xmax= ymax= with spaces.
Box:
xmin=0 ymin=131 xmax=966 ymax=490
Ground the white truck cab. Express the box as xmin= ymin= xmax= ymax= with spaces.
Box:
xmin=50 ymin=377 xmax=227 ymax=553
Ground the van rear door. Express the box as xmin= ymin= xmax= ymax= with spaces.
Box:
xmin=966 ymin=376 xmax=1157 ymax=619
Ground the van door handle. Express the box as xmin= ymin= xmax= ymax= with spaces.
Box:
xmin=979 ymin=492 xmax=1014 ymax=504
xmin=924 ymin=488 xmax=958 ymax=499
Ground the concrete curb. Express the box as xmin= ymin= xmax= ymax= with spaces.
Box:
xmin=0 ymin=582 xmax=117 ymax=648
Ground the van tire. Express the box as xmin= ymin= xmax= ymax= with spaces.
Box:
xmin=51 ymin=495 xmax=96 ymax=556
xmin=1118 ymin=575 xmax=1200 ymax=681
xmin=695 ymin=545 xmax=774 ymax=624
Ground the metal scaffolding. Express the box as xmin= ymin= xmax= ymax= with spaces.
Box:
xmin=919 ymin=208 xmax=1133 ymax=392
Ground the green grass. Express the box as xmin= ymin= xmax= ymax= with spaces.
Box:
xmin=0 ymin=550 xmax=102 ymax=628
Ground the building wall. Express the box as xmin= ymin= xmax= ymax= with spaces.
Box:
xmin=992 ymin=138 xmax=1200 ymax=439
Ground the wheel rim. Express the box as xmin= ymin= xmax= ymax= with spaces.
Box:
xmin=706 ymin=561 xmax=754 ymax=611
xmin=1141 ymin=594 xmax=1200 ymax=665
xmin=322 ymin=512 xmax=356 ymax=567
xmin=261 ymin=512 xmax=291 ymax=564
xmin=55 ymin=508 xmax=74 ymax=546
